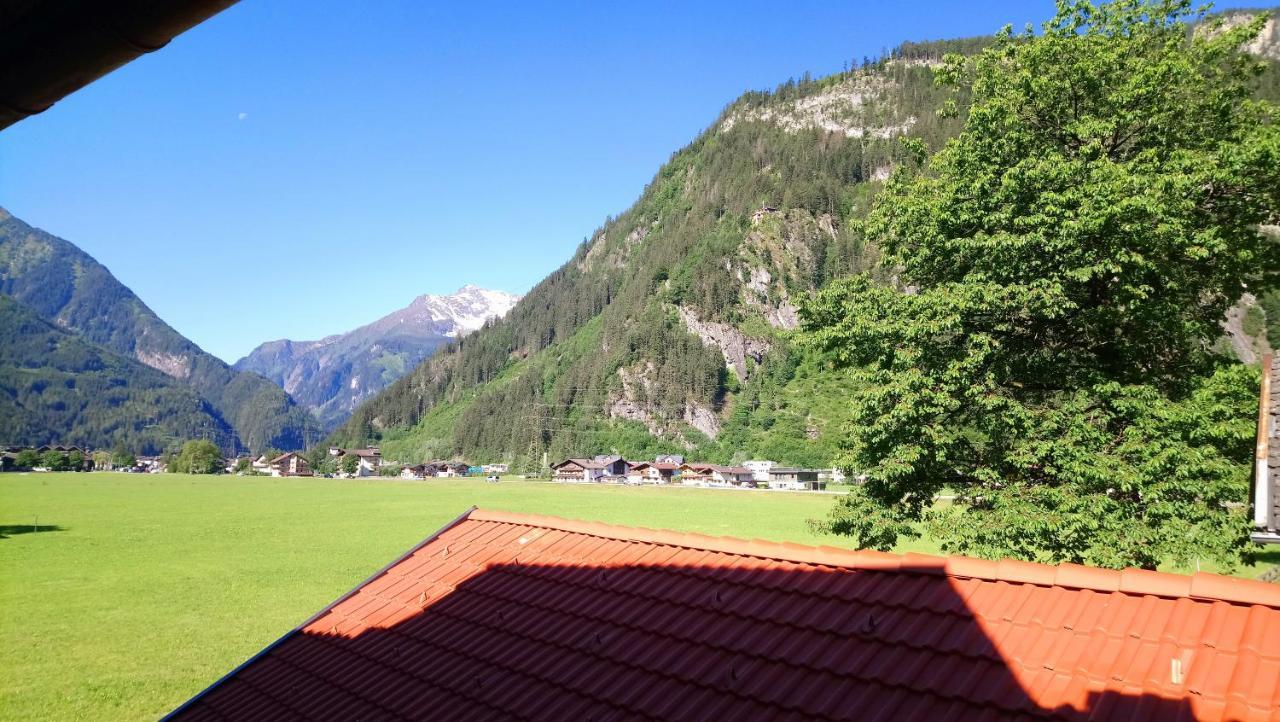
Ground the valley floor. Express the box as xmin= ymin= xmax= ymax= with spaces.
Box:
xmin=1 ymin=473 xmax=1276 ymax=720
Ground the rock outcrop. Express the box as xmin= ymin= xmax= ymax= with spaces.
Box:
xmin=677 ymin=307 xmax=769 ymax=382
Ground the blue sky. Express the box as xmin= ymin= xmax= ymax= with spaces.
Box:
xmin=1 ymin=1 xmax=1268 ymax=362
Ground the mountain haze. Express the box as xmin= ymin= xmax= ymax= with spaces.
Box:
xmin=235 ymin=286 xmax=519 ymax=430
xmin=0 ymin=209 xmax=319 ymax=452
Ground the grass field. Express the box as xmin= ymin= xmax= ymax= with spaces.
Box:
xmin=2 ymin=473 xmax=1276 ymax=720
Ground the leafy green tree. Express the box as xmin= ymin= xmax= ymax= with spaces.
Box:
xmin=171 ymin=440 xmax=223 ymax=475
xmin=15 ymin=449 xmax=39 ymax=469
xmin=66 ymin=450 xmax=85 ymax=471
xmin=1261 ymin=288 xmax=1280 ymax=348
xmin=803 ymin=0 xmax=1279 ymax=570
xmin=305 ymin=451 xmax=338 ymax=476
xmin=92 ymin=450 xmax=111 ymax=470
xmin=111 ymin=447 xmax=136 ymax=468
xmin=40 ymin=450 xmax=68 ymax=471
xmin=340 ymin=454 xmax=360 ymax=476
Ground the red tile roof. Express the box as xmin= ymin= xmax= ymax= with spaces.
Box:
xmin=169 ymin=509 xmax=1280 ymax=721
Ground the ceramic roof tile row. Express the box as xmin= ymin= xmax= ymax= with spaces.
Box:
xmin=170 ymin=508 xmax=1280 ymax=721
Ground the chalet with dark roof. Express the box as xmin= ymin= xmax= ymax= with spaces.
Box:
xmin=591 ymin=455 xmax=630 ymax=478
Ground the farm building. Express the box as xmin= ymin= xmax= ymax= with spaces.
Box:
xmin=268 ymin=452 xmax=312 ymax=477
xmin=440 ymin=462 xmax=471 ymax=478
xmin=769 ymin=467 xmax=825 ymax=491
xmin=676 ymin=462 xmax=716 ymax=485
xmin=400 ymin=464 xmax=429 ymax=480
xmin=329 ymin=447 xmax=382 ymax=477
xmin=708 ymin=465 xmax=755 ymax=486
xmin=551 ymin=458 xmax=605 ymax=482
xmin=626 ymin=461 xmax=677 ymax=484
xmin=169 ymin=508 xmax=1280 ymax=720
xmin=744 ymin=459 xmax=776 ymax=481
xmin=591 ymin=455 xmax=631 ymax=479
xmin=678 ymin=463 xmax=755 ymax=487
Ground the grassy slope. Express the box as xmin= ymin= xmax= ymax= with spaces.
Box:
xmin=2 ymin=473 xmax=1276 ymax=720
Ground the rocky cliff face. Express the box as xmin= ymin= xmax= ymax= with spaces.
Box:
xmin=1217 ymin=9 xmax=1280 ymax=62
xmin=720 ymin=73 xmax=918 ymax=139
xmin=236 ymin=286 xmax=519 ymax=430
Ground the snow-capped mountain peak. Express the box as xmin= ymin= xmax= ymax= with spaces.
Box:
xmin=235 ymin=285 xmax=521 ymax=430
xmin=403 ymin=285 xmax=521 ymax=337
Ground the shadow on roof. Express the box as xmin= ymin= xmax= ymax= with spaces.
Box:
xmin=172 ymin=557 xmax=1206 ymax=721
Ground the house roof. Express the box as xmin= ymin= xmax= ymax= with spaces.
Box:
xmin=638 ymin=461 xmax=678 ymax=471
xmin=268 ymin=452 xmax=303 ymax=464
xmin=552 ymin=458 xmax=604 ymax=470
xmin=168 ymin=508 xmax=1280 ymax=721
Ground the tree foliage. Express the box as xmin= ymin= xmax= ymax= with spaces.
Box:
xmin=111 ymin=447 xmax=136 ymax=468
xmin=15 ymin=449 xmax=39 ymax=469
xmin=803 ymin=0 xmax=1279 ymax=569
xmin=39 ymin=450 xmax=68 ymax=471
xmin=340 ymin=454 xmax=360 ymax=475
xmin=170 ymin=440 xmax=223 ymax=475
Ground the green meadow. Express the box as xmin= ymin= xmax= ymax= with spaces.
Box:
xmin=1 ymin=473 xmax=1275 ymax=720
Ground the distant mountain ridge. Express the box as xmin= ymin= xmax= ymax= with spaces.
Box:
xmin=0 ymin=295 xmax=237 ymax=453
xmin=235 ymin=285 xmax=519 ymax=431
xmin=0 ymin=209 xmax=319 ymax=452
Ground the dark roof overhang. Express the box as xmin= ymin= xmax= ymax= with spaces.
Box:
xmin=0 ymin=0 xmax=240 ymax=130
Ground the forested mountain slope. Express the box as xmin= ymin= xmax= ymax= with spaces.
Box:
xmin=0 ymin=210 xmax=319 ymax=452
xmin=334 ymin=12 xmax=1280 ymax=469
xmin=0 ymin=295 xmax=235 ymax=453
xmin=330 ymin=38 xmax=984 ymax=467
